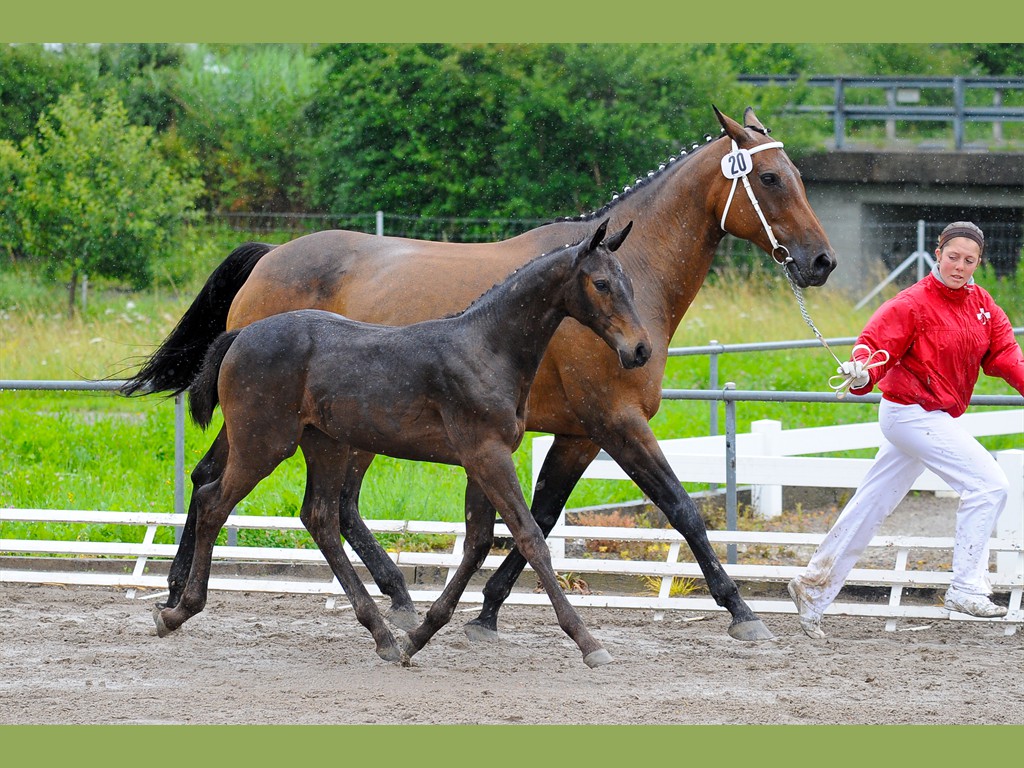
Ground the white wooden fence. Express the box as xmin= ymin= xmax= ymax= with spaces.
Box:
xmin=2 ymin=408 xmax=1021 ymax=636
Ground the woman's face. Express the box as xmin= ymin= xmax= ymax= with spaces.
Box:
xmin=934 ymin=236 xmax=982 ymax=290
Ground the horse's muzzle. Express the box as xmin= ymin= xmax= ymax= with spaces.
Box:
xmin=792 ymin=250 xmax=838 ymax=287
xmin=621 ymin=341 xmax=652 ymax=369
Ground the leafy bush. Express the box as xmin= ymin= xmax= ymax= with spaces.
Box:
xmin=1 ymin=87 xmax=203 ymax=312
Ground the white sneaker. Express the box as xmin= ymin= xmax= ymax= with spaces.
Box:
xmin=788 ymin=578 xmax=826 ymax=639
xmin=944 ymin=587 xmax=1008 ymax=618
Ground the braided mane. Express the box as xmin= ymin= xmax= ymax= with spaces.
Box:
xmin=555 ymin=129 xmax=725 ymax=224
xmin=555 ymin=119 xmax=772 ymax=224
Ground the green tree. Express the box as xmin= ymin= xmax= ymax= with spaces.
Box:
xmin=95 ymin=43 xmax=186 ymax=132
xmin=303 ymin=43 xmax=761 ymax=220
xmin=172 ymin=44 xmax=324 ymax=212
xmin=957 ymin=43 xmax=1024 ymax=76
xmin=5 ymin=87 xmax=203 ymax=314
xmin=0 ymin=44 xmax=99 ymax=144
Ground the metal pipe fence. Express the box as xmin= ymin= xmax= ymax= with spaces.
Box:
xmin=3 ymin=326 xmax=1021 ymax=527
xmin=738 ymin=74 xmax=1024 ymax=150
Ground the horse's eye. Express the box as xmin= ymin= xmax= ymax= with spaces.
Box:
xmin=593 ymin=280 xmax=610 ymax=293
xmin=759 ymin=172 xmax=779 ymax=186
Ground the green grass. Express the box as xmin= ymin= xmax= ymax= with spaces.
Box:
xmin=2 ymin=256 xmax=1021 ymax=548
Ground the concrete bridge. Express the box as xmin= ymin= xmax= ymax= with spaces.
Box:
xmin=799 ymin=149 xmax=1024 ymax=297
xmin=738 ymin=75 xmax=1024 ymax=298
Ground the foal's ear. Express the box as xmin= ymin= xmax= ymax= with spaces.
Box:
xmin=604 ymin=220 xmax=633 ymax=252
xmin=586 ymin=218 xmax=611 ymax=253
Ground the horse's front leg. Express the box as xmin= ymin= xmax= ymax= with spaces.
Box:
xmin=334 ymin=450 xmax=418 ymax=631
xmin=162 ymin=427 xmax=229 ymax=610
xmin=462 ymin=446 xmax=611 ymax=668
xmin=599 ymin=416 xmax=774 ymax=641
xmin=465 ymin=435 xmax=600 ymax=642
xmin=400 ymin=480 xmax=495 ymax=659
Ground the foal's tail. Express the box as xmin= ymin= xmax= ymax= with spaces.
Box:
xmin=119 ymin=241 xmax=275 ymax=397
xmin=188 ymin=330 xmax=241 ymax=430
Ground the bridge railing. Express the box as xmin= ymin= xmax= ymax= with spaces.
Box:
xmin=738 ymin=74 xmax=1024 ymax=150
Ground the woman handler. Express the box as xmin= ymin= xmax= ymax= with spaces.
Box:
xmin=789 ymin=221 xmax=1024 ymax=639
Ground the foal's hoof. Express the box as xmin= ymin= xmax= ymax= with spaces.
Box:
xmin=386 ymin=606 xmax=420 ymax=633
xmin=583 ymin=648 xmax=613 ymax=668
xmin=377 ymin=642 xmax=411 ymax=667
xmin=152 ymin=605 xmax=174 ymax=638
xmin=463 ymin=620 xmax=499 ymax=644
xmin=728 ymin=618 xmax=775 ymax=642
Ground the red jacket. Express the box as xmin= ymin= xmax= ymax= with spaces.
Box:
xmin=850 ymin=273 xmax=1024 ymax=417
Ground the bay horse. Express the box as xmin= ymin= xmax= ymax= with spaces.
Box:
xmin=125 ymin=106 xmax=837 ymax=644
xmin=155 ymin=221 xmax=650 ymax=667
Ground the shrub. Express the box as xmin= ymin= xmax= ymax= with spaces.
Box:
xmin=3 ymin=86 xmax=203 ymax=313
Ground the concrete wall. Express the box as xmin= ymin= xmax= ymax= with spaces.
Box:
xmin=797 ymin=151 xmax=1024 ymax=298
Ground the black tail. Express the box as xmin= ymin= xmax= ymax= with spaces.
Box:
xmin=188 ymin=330 xmax=241 ymax=429
xmin=119 ymin=241 xmax=275 ymax=397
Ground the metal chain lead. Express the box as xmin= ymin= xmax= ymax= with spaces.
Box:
xmin=783 ymin=266 xmax=844 ymax=367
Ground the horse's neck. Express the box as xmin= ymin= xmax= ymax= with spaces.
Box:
xmin=608 ymin=153 xmax=725 ymax=344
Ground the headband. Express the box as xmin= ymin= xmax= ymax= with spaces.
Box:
xmin=937 ymin=222 xmax=984 ymax=255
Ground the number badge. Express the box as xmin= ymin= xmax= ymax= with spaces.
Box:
xmin=721 ymin=148 xmax=752 ymax=179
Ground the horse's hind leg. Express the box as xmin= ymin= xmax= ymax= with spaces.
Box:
xmin=155 ymin=431 xmax=295 ymax=636
xmin=300 ymin=433 xmax=406 ymax=664
xmin=162 ymin=427 xmax=229 ymax=610
xmin=466 ymin=435 xmax=600 ymax=642
xmin=401 ymin=480 xmax=496 ymax=659
xmin=154 ymin=469 xmax=254 ymax=636
xmin=335 ymin=450 xmax=418 ymax=631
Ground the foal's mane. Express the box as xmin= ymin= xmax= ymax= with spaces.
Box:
xmin=443 ymin=241 xmax=579 ymax=320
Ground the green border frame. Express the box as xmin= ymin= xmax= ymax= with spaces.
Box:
xmin=4 ymin=0 xmax=1023 ymax=42
xmin=3 ymin=1 xmax=1022 ymax=760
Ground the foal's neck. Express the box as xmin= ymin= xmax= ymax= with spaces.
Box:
xmin=466 ymin=251 xmax=573 ymax=372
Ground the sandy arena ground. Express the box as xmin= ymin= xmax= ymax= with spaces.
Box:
xmin=1 ymin=494 xmax=1021 ymax=725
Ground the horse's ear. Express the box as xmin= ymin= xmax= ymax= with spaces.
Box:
xmin=714 ymin=104 xmax=753 ymax=147
xmin=743 ymin=106 xmax=768 ymax=134
xmin=604 ymin=220 xmax=633 ymax=252
xmin=587 ymin=218 xmax=610 ymax=253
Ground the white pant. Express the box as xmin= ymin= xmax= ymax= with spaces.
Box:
xmin=797 ymin=399 xmax=1009 ymax=612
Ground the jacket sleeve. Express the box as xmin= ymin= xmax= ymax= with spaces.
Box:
xmin=981 ymin=302 xmax=1024 ymax=396
xmin=847 ymin=295 xmax=917 ymax=395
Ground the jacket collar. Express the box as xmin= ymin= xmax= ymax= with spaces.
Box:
xmin=927 ymin=268 xmax=974 ymax=302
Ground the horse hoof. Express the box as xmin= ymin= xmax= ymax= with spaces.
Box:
xmin=152 ymin=606 xmax=174 ymax=638
xmin=376 ymin=642 xmax=408 ymax=665
xmin=397 ymin=633 xmax=420 ymax=660
xmin=583 ymin=648 xmax=613 ymax=668
xmin=728 ymin=618 xmax=775 ymax=642
xmin=463 ymin=620 xmax=499 ymax=644
xmin=386 ymin=606 xmax=420 ymax=633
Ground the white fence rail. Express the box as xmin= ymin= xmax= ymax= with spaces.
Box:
xmin=3 ymin=354 xmax=1022 ymax=635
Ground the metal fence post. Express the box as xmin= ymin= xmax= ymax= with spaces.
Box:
xmin=724 ymin=382 xmax=737 ymax=565
xmin=954 ymin=76 xmax=965 ymax=150
xmin=376 ymin=210 xmax=384 ymax=237
xmin=708 ymin=339 xmax=719 ymax=437
xmin=833 ymin=77 xmax=846 ymax=150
